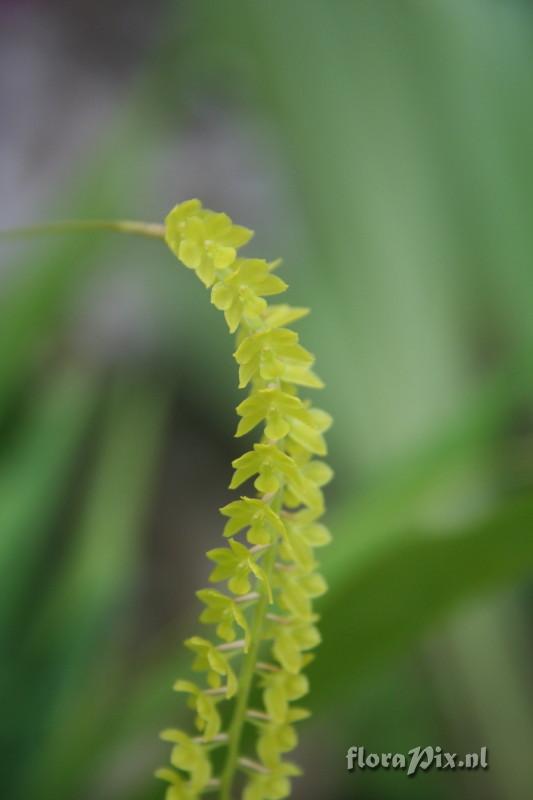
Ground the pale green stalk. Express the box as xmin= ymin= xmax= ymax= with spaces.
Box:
xmin=0 ymin=220 xmax=165 ymax=240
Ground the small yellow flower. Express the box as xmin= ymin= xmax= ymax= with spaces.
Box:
xmin=211 ymin=258 xmax=287 ymax=332
xmin=165 ymin=199 xmax=253 ymax=287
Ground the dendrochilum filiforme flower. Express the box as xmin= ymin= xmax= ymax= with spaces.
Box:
xmin=158 ymin=199 xmax=332 ymax=800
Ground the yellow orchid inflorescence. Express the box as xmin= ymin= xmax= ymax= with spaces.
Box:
xmin=157 ymin=199 xmax=332 ymax=800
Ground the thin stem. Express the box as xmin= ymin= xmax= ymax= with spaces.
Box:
xmin=0 ymin=219 xmax=165 ymax=241
xmin=219 ymin=499 xmax=281 ymax=800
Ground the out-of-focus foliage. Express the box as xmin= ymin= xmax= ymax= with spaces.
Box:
xmin=1 ymin=1 xmax=533 ymax=799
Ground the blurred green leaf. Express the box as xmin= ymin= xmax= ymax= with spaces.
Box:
xmin=0 ymin=369 xmax=98 ymax=636
xmin=12 ymin=378 xmax=170 ymax=800
xmin=322 ymin=352 xmax=533 ymax=586
xmin=311 ymin=494 xmax=533 ymax=707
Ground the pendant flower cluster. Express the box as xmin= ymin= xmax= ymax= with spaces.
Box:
xmin=157 ymin=199 xmax=332 ymax=800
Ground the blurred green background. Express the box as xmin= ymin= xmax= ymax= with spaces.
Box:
xmin=1 ymin=1 xmax=533 ymax=798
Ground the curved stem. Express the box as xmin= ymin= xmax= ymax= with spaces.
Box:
xmin=219 ymin=515 xmax=280 ymax=800
xmin=0 ymin=219 xmax=165 ymax=241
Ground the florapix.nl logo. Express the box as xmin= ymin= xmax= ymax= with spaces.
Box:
xmin=346 ymin=745 xmax=488 ymax=777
